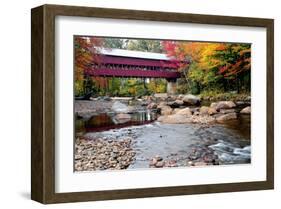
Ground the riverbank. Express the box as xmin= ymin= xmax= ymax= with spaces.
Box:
xmin=74 ymin=93 xmax=251 ymax=171
xmin=75 ymin=137 xmax=135 ymax=171
xmin=75 ymin=93 xmax=251 ymax=126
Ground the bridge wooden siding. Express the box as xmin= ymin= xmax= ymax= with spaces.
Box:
xmin=84 ymin=66 xmax=181 ymax=79
xmin=85 ymin=49 xmax=186 ymax=79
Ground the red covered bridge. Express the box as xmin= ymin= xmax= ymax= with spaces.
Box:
xmin=85 ymin=48 xmax=185 ymax=79
xmin=85 ymin=48 xmax=188 ymax=94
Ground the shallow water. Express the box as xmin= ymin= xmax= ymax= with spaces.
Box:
xmin=76 ymin=110 xmax=157 ymax=133
xmin=79 ymin=110 xmax=251 ymax=168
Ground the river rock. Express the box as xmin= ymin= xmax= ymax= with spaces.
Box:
xmin=111 ymin=101 xmax=130 ymax=113
xmin=199 ymin=106 xmax=210 ymax=115
xmin=187 ymin=161 xmax=194 ymax=166
xmin=175 ymin=107 xmax=192 ymax=116
xmin=240 ymin=106 xmax=251 ymax=114
xmin=191 ymin=115 xmax=216 ymax=124
xmin=182 ymin=94 xmax=201 ymax=106
xmin=103 ymin=96 xmax=112 ymax=101
xmin=172 ymin=108 xmax=181 ymax=114
xmin=188 ymin=149 xmax=201 ymax=160
xmin=219 ymin=108 xmax=236 ymax=114
xmin=149 ymin=156 xmax=164 ymax=167
xmin=167 ymin=100 xmax=184 ymax=108
xmin=157 ymin=116 xmax=165 ymax=122
xmin=160 ymin=105 xmax=173 ymax=115
xmin=76 ymin=111 xmax=97 ymax=120
xmin=177 ymin=94 xmax=184 ymax=100
xmin=210 ymin=101 xmax=236 ymax=111
xmin=202 ymin=153 xmax=218 ymax=164
xmin=154 ymin=93 xmax=168 ymax=99
xmin=155 ymin=161 xmax=165 ymax=168
xmin=113 ymin=113 xmax=131 ymax=124
xmin=147 ymin=102 xmax=157 ymax=109
xmin=158 ymin=114 xmax=193 ymax=124
xmin=149 ymin=159 xmax=158 ymax=166
xmin=155 ymin=155 xmax=163 ymax=161
xmin=216 ymin=112 xmax=237 ymax=122
xmin=157 ymin=101 xmax=167 ymax=108
xmin=208 ymin=107 xmax=217 ymax=115
xmin=194 ymin=162 xmax=207 ymax=166
xmin=144 ymin=95 xmax=155 ymax=103
xmin=165 ymin=160 xmax=177 ymax=167
xmin=236 ymin=101 xmax=247 ymax=106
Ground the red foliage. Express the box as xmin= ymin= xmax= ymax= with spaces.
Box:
xmin=162 ymin=41 xmax=189 ymax=72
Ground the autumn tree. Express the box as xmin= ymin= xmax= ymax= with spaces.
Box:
xmin=74 ymin=36 xmax=104 ymax=96
xmin=162 ymin=40 xmax=251 ymax=94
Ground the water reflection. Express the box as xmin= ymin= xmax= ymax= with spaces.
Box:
xmin=76 ymin=111 xmax=157 ymax=134
xmin=222 ymin=114 xmax=251 ymax=140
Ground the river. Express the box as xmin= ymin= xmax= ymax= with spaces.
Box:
xmin=76 ymin=109 xmax=251 ymax=169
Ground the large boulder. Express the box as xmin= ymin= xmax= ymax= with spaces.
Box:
xmin=113 ymin=113 xmax=131 ymax=124
xmin=158 ymin=114 xmax=215 ymax=124
xmin=216 ymin=113 xmax=237 ymax=122
xmin=210 ymin=101 xmax=236 ymax=111
xmin=75 ymin=111 xmax=96 ymax=120
xmin=182 ymin=94 xmax=201 ymax=106
xmin=208 ymin=107 xmax=217 ymax=115
xmin=219 ymin=109 xmax=236 ymax=114
xmin=160 ymin=106 xmax=173 ymax=115
xmin=199 ymin=106 xmax=210 ymax=115
xmin=111 ymin=101 xmax=130 ymax=113
xmin=199 ymin=106 xmax=218 ymax=116
xmin=192 ymin=115 xmax=216 ymax=124
xmin=240 ymin=106 xmax=251 ymax=114
xmin=175 ymin=107 xmax=192 ymax=116
xmin=157 ymin=114 xmax=193 ymax=124
xmin=172 ymin=108 xmax=181 ymax=114
xmin=157 ymin=101 xmax=167 ymax=109
xmin=167 ymin=100 xmax=184 ymax=108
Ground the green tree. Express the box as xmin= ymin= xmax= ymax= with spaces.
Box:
xmin=127 ymin=40 xmax=163 ymax=53
xmin=103 ymin=38 xmax=127 ymax=49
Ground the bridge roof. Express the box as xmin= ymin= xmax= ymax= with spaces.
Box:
xmin=99 ymin=48 xmax=172 ymax=61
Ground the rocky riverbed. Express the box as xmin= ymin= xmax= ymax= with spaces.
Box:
xmin=75 ymin=93 xmax=251 ymax=171
xmin=75 ymin=137 xmax=136 ymax=171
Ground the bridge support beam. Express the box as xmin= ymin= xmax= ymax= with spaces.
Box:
xmin=166 ymin=78 xmax=177 ymax=95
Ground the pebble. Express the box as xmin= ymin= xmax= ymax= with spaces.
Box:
xmin=155 ymin=161 xmax=165 ymax=168
xmin=75 ymin=137 xmax=135 ymax=171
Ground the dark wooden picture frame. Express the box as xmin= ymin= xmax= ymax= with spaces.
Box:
xmin=31 ymin=4 xmax=274 ymax=204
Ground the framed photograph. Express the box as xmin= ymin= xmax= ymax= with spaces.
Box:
xmin=31 ymin=4 xmax=274 ymax=204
